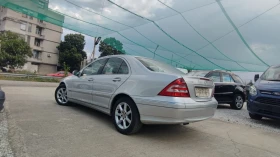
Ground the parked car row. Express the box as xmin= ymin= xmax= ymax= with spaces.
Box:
xmin=54 ymin=55 xmax=280 ymax=134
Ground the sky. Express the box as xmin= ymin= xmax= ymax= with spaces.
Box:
xmin=49 ymin=0 xmax=280 ymax=72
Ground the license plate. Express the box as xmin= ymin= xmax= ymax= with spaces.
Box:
xmin=195 ymin=87 xmax=210 ymax=98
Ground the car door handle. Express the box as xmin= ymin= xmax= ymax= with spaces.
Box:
xmin=112 ymin=77 xmax=121 ymax=82
xmin=88 ymin=78 xmax=94 ymax=82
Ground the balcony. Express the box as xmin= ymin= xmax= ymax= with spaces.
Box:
xmin=37 ymin=19 xmax=46 ymax=27
xmin=28 ymin=57 xmax=42 ymax=63
xmin=33 ymin=45 xmax=44 ymax=51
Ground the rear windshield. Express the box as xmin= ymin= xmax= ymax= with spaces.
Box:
xmin=136 ymin=57 xmax=184 ymax=75
xmin=261 ymin=65 xmax=280 ymax=81
xmin=186 ymin=71 xmax=209 ymax=77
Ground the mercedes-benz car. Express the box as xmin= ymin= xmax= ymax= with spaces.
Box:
xmin=248 ymin=64 xmax=280 ymax=120
xmin=55 ymin=55 xmax=218 ymax=134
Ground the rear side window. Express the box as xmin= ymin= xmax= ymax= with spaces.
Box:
xmin=207 ymin=72 xmax=221 ymax=82
xmin=136 ymin=57 xmax=184 ymax=75
xmin=222 ymin=73 xmax=234 ymax=83
xmin=102 ymin=57 xmax=129 ymax=74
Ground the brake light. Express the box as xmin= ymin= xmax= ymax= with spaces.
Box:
xmin=158 ymin=78 xmax=190 ymax=97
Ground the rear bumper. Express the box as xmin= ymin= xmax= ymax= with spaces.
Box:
xmin=133 ymin=96 xmax=218 ymax=124
xmin=247 ymin=100 xmax=280 ymax=120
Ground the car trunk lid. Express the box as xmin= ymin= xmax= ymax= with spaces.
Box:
xmin=182 ymin=76 xmax=215 ymax=102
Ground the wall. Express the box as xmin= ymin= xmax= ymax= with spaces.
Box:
xmin=38 ymin=64 xmax=56 ymax=74
xmin=22 ymin=62 xmax=38 ymax=73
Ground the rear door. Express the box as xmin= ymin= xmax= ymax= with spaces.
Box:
xmin=219 ymin=73 xmax=236 ymax=103
xmin=92 ymin=57 xmax=131 ymax=109
xmin=206 ymin=72 xmax=223 ymax=102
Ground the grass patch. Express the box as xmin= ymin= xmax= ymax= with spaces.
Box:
xmin=0 ymin=75 xmax=60 ymax=83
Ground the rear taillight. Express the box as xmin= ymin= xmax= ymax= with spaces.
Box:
xmin=158 ymin=78 xmax=190 ymax=97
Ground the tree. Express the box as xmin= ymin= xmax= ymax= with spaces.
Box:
xmin=57 ymin=34 xmax=87 ymax=71
xmin=0 ymin=31 xmax=32 ymax=69
xmin=99 ymin=37 xmax=126 ymax=57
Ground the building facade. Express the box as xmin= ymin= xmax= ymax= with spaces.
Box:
xmin=0 ymin=6 xmax=63 ymax=74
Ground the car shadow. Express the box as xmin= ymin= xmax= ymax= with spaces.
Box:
xmin=217 ymin=104 xmax=232 ymax=109
xmin=67 ymin=103 xmax=115 ymax=129
xmin=65 ymin=103 xmax=202 ymax=139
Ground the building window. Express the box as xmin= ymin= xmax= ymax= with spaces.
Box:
xmin=20 ymin=23 xmax=26 ymax=31
xmin=22 ymin=14 xmax=27 ymax=18
xmin=0 ymin=6 xmax=3 ymax=12
xmin=36 ymin=26 xmax=42 ymax=35
xmin=34 ymin=38 xmax=41 ymax=47
xmin=37 ymin=19 xmax=43 ymax=23
xmin=28 ymin=23 xmax=32 ymax=32
xmin=29 ymin=16 xmax=33 ymax=20
xmin=32 ymin=50 xmax=41 ymax=60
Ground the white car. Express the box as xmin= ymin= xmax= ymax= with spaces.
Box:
xmin=55 ymin=55 xmax=218 ymax=134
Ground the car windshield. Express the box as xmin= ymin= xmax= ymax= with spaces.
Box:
xmin=136 ymin=57 xmax=184 ymax=75
xmin=186 ymin=71 xmax=209 ymax=77
xmin=261 ymin=65 xmax=280 ymax=81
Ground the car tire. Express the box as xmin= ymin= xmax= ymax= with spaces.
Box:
xmin=55 ymin=84 xmax=70 ymax=106
xmin=230 ymin=94 xmax=244 ymax=110
xmin=249 ymin=113 xmax=262 ymax=120
xmin=112 ymin=97 xmax=142 ymax=135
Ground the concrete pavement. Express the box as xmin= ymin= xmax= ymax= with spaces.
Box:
xmin=2 ymin=86 xmax=280 ymax=157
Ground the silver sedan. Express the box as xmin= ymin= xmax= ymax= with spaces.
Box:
xmin=55 ymin=55 xmax=218 ymax=134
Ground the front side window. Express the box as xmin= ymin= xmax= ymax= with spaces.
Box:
xmin=261 ymin=65 xmax=280 ymax=81
xmin=207 ymin=72 xmax=221 ymax=82
xmin=222 ymin=73 xmax=234 ymax=83
xmin=81 ymin=58 xmax=108 ymax=76
xmin=102 ymin=58 xmax=128 ymax=74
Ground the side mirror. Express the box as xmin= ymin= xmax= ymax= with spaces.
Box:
xmin=72 ymin=70 xmax=79 ymax=76
xmin=254 ymin=74 xmax=259 ymax=82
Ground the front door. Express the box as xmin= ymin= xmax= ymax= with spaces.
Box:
xmin=68 ymin=58 xmax=108 ymax=104
xmin=92 ymin=57 xmax=130 ymax=109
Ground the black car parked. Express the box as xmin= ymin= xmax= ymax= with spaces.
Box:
xmin=187 ymin=70 xmax=246 ymax=110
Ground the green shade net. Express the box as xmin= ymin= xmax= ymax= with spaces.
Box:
xmin=1 ymin=0 xmax=280 ymax=72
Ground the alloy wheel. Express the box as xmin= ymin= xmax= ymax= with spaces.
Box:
xmin=115 ymin=102 xmax=132 ymax=130
xmin=56 ymin=88 xmax=68 ymax=104
xmin=235 ymin=96 xmax=243 ymax=109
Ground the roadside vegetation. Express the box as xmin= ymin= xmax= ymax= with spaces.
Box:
xmin=0 ymin=75 xmax=60 ymax=83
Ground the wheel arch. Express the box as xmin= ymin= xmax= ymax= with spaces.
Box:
xmin=234 ymin=87 xmax=245 ymax=100
xmin=110 ymin=93 xmax=138 ymax=116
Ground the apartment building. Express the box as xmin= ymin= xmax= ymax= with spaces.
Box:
xmin=0 ymin=6 xmax=63 ymax=74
